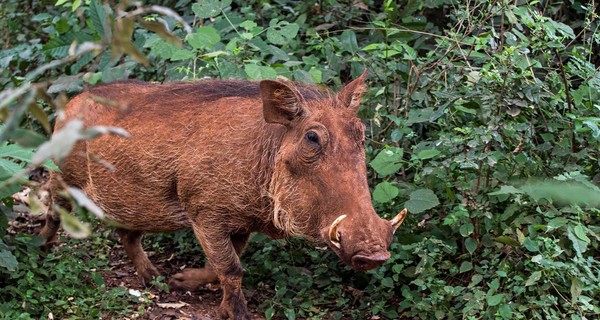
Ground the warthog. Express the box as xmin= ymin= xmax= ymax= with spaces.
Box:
xmin=39 ymin=71 xmax=407 ymax=319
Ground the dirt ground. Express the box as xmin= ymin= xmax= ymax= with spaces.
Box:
xmin=9 ymin=182 xmax=268 ymax=320
xmin=102 ymin=247 xmax=267 ymax=320
xmin=96 ymin=235 xmax=267 ymax=320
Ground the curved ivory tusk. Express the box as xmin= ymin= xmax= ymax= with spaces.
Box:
xmin=390 ymin=208 xmax=408 ymax=233
xmin=328 ymin=214 xmax=347 ymax=249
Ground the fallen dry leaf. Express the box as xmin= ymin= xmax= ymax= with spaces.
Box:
xmin=156 ymin=301 xmax=188 ymax=309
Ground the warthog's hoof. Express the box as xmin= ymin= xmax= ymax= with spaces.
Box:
xmin=168 ymin=268 xmax=219 ymax=292
xmin=218 ymin=304 xmax=251 ymax=320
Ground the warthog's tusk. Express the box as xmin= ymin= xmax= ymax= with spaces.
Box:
xmin=390 ymin=208 xmax=408 ymax=233
xmin=328 ymin=214 xmax=347 ymax=249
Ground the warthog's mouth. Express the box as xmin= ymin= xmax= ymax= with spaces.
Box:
xmin=350 ymin=251 xmax=391 ymax=271
xmin=324 ymin=209 xmax=409 ymax=271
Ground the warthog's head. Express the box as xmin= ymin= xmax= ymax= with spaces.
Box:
xmin=260 ymin=70 xmax=407 ymax=271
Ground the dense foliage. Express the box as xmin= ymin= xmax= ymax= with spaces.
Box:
xmin=1 ymin=0 xmax=599 ymax=319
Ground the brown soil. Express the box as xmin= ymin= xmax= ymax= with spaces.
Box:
xmin=102 ymin=245 xmax=267 ymax=320
xmin=9 ymin=180 xmax=267 ymax=320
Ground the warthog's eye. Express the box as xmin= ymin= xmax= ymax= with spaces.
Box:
xmin=305 ymin=131 xmax=320 ymax=145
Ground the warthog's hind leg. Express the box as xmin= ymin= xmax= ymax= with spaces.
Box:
xmin=39 ymin=181 xmax=70 ymax=249
xmin=116 ymin=229 xmax=160 ymax=285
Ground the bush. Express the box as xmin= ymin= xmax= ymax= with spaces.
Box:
xmin=1 ymin=0 xmax=598 ymax=319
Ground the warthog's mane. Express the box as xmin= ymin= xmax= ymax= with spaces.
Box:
xmin=88 ymin=79 xmax=335 ymax=107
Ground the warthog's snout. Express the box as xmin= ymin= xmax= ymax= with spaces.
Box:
xmin=351 ymin=252 xmax=391 ymax=271
xmin=323 ymin=209 xmax=408 ymax=271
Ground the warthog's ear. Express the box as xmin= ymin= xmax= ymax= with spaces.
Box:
xmin=337 ymin=69 xmax=367 ymax=112
xmin=260 ymin=80 xmax=302 ymax=126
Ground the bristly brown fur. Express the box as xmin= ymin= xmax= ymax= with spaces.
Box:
xmin=40 ymin=76 xmax=398 ymax=320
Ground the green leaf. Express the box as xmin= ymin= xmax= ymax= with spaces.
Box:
xmin=486 ymin=293 xmax=505 ymax=306
xmin=493 ymin=236 xmax=520 ymax=247
xmin=416 ymin=149 xmax=440 ymax=160
xmin=405 ymin=107 xmax=433 ymax=125
xmin=488 ymin=185 xmax=524 ymax=196
xmin=404 ymin=189 xmax=439 ymax=213
xmin=370 ymin=147 xmax=403 ymax=177
xmin=459 ymin=223 xmax=474 ymax=237
xmin=573 ymin=224 xmax=590 ymax=243
xmin=0 ymin=158 xmax=24 ymax=179
xmin=465 ymin=238 xmax=477 ymax=254
xmin=340 ymin=30 xmax=358 ymax=53
xmin=191 ymin=0 xmax=232 ymax=19
xmin=570 ymin=277 xmax=583 ymax=304
xmin=523 ymin=237 xmax=539 ymax=252
xmin=67 ymin=187 xmax=105 ymax=219
xmin=0 ymin=143 xmax=34 ymax=162
xmin=567 ymin=226 xmax=588 ymax=255
xmin=265 ymin=306 xmax=275 ymax=320
xmin=88 ymin=0 xmax=107 ymax=38
xmin=187 ymin=26 xmax=220 ymax=50
xmin=0 ymin=249 xmax=18 ymax=272
xmin=525 ymin=271 xmax=542 ymax=286
xmin=244 ymin=64 xmax=277 ymax=80
xmin=266 ymin=20 xmax=299 ymax=45
xmin=547 ymin=217 xmax=568 ymax=230
xmin=381 ymin=277 xmax=394 ymax=288
xmin=373 ymin=182 xmax=399 ymax=203
xmin=459 ymin=261 xmax=473 ymax=273
xmin=240 ymin=20 xmax=257 ymax=31
xmin=60 ymin=211 xmax=90 ymax=239
xmin=284 ymin=308 xmax=295 ymax=320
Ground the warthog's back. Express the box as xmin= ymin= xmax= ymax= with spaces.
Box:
xmin=60 ymin=80 xmax=281 ymax=232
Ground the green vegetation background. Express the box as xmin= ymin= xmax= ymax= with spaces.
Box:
xmin=1 ymin=0 xmax=599 ymax=319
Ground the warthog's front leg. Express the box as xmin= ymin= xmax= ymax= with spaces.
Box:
xmin=190 ymin=223 xmax=251 ymax=320
xmin=169 ymin=233 xmax=249 ymax=292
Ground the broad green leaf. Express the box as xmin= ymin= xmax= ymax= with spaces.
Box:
xmin=61 ymin=211 xmax=90 ymax=239
xmin=521 ymin=180 xmax=600 ymax=208
xmin=525 ymin=271 xmax=542 ymax=286
xmin=573 ymin=224 xmax=591 ymax=243
xmin=486 ymin=293 xmax=505 ymax=306
xmin=523 ymin=238 xmax=539 ymax=252
xmin=373 ymin=182 xmax=399 ymax=203
xmin=89 ymin=0 xmax=107 ymax=38
xmin=570 ymin=277 xmax=583 ymax=304
xmin=465 ymin=237 xmax=477 ymax=254
xmin=459 ymin=223 xmax=474 ymax=237
xmin=0 ymin=143 xmax=34 ymax=162
xmin=493 ymin=236 xmax=520 ymax=247
xmin=370 ymin=147 xmax=403 ymax=177
xmin=489 ymin=185 xmax=524 ymax=196
xmin=459 ymin=261 xmax=473 ymax=273
xmin=244 ymin=64 xmax=277 ymax=80
xmin=0 ymin=158 xmax=24 ymax=179
xmin=416 ymin=149 xmax=440 ymax=160
xmin=265 ymin=307 xmax=275 ymax=320
xmin=340 ymin=30 xmax=358 ymax=53
xmin=0 ymin=249 xmax=18 ymax=272
xmin=67 ymin=187 xmax=104 ymax=219
xmin=405 ymin=107 xmax=433 ymax=125
xmin=404 ymin=188 xmax=439 ymax=213
xmin=266 ymin=20 xmax=299 ymax=45
xmin=547 ymin=217 xmax=568 ymax=230
xmin=283 ymin=308 xmax=295 ymax=320
xmin=567 ymin=226 xmax=588 ymax=256
xmin=240 ymin=20 xmax=257 ymax=31
xmin=187 ymin=27 xmax=220 ymax=51
xmin=191 ymin=0 xmax=232 ymax=19
xmin=381 ymin=277 xmax=394 ymax=288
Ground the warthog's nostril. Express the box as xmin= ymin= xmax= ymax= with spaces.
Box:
xmin=351 ymin=253 xmax=391 ymax=271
